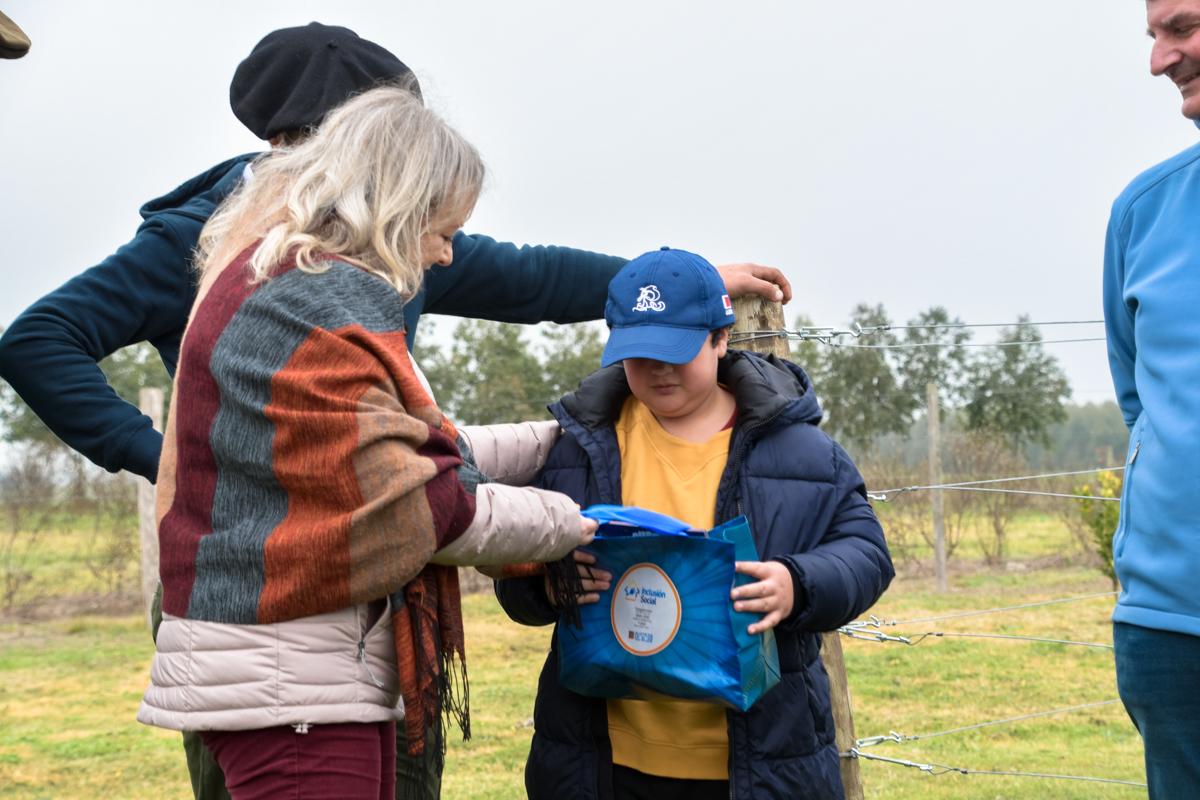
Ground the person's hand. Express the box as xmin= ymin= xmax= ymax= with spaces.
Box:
xmin=545 ymin=549 xmax=612 ymax=607
xmin=731 ymin=561 xmax=794 ymax=635
xmin=715 ymin=263 xmax=793 ymax=305
xmin=579 ymin=515 xmax=598 ymax=545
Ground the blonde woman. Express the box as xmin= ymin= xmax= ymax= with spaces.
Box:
xmin=137 ymin=86 xmax=594 ymax=799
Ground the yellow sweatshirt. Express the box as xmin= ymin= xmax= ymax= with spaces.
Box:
xmin=608 ymin=396 xmax=732 ymax=780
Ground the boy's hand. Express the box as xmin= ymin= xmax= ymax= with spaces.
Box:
xmin=545 ymin=549 xmax=612 ymax=607
xmin=731 ymin=561 xmax=794 ymax=635
xmin=715 ymin=263 xmax=793 ymax=304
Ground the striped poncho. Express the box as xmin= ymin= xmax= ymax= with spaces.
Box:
xmin=157 ymin=247 xmax=475 ymax=753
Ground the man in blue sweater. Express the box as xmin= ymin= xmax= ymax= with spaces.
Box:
xmin=0 ymin=21 xmax=790 ymax=800
xmin=1104 ymin=2 xmax=1200 ymax=796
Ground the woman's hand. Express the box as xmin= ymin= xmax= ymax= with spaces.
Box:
xmin=731 ymin=561 xmax=795 ymax=635
xmin=579 ymin=515 xmax=598 ymax=546
xmin=545 ymin=548 xmax=611 ymax=607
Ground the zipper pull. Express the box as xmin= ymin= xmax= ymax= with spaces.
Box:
xmin=358 ymin=636 xmax=387 ymax=690
xmin=1130 ymin=441 xmax=1141 ymax=464
xmin=292 ymin=723 xmax=310 ymax=734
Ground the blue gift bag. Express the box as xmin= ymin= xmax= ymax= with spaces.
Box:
xmin=557 ymin=505 xmax=781 ymax=711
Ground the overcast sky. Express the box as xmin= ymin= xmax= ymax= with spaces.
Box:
xmin=1 ymin=1 xmax=1196 ymax=404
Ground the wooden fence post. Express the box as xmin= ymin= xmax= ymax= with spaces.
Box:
xmin=137 ymin=388 xmax=163 ymax=632
xmin=927 ymin=382 xmax=948 ymax=593
xmin=731 ymin=296 xmax=864 ymax=800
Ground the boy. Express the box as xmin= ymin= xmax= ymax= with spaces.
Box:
xmin=496 ymin=247 xmax=894 ymax=800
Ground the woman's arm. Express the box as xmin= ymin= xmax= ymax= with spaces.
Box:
xmin=456 ymin=420 xmax=561 ymax=485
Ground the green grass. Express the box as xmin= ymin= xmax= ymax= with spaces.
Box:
xmin=0 ymin=616 xmax=190 ymax=799
xmin=0 ymin=514 xmax=1145 ymax=798
xmin=847 ymin=566 xmax=1142 ymax=798
xmin=2 ymin=515 xmax=141 ymax=611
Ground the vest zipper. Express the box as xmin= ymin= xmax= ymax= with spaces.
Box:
xmin=358 ymin=635 xmax=386 ymax=689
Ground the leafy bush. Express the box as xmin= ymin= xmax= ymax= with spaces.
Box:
xmin=1076 ymin=471 xmax=1122 ymax=588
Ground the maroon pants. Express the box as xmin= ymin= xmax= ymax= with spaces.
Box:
xmin=201 ymin=721 xmax=397 ymax=800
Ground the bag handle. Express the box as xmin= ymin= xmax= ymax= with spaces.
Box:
xmin=581 ymin=504 xmax=698 ymax=536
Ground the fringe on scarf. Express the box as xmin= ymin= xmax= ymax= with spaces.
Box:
xmin=544 ymin=552 xmax=585 ymax=628
xmin=392 ymin=564 xmax=470 ymax=800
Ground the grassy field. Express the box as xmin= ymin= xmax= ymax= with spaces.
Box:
xmin=0 ymin=514 xmax=1145 ymax=799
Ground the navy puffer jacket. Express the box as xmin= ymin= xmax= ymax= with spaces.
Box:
xmin=496 ymin=350 xmax=894 ymax=800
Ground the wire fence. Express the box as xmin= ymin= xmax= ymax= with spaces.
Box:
xmin=847 ymin=749 xmax=1146 ymax=789
xmin=839 ymin=585 xmax=1143 ymax=789
xmin=825 ymin=337 xmax=1106 ymax=351
xmin=867 ymin=465 xmax=1126 ymax=503
xmin=855 ymin=699 xmax=1123 ymax=749
xmin=728 ymin=317 xmax=1104 ymax=347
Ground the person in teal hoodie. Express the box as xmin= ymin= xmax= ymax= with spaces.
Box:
xmin=0 ymin=22 xmax=790 ymax=800
xmin=1104 ymin=2 xmax=1200 ymax=796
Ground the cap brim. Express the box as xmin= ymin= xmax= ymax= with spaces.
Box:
xmin=601 ymin=325 xmax=709 ymax=367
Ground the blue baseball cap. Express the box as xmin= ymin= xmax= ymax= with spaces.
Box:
xmin=601 ymin=247 xmax=735 ymax=367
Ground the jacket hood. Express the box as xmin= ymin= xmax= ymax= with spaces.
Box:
xmin=556 ymin=349 xmax=823 ymax=435
xmin=139 ymin=152 xmax=260 ymax=224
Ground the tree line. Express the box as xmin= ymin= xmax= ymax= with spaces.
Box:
xmin=0 ymin=308 xmax=1125 ymax=468
xmin=415 ymin=305 xmax=1124 ymax=468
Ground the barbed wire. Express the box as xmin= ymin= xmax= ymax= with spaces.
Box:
xmin=839 ymin=590 xmax=1119 ymax=649
xmin=879 ymin=485 xmax=1121 ymax=502
xmin=841 ymin=589 xmax=1134 ymax=787
xmin=854 ymin=591 xmax=1117 ymax=628
xmin=826 ymin=337 xmax=1107 ymax=350
xmin=856 ymin=698 xmax=1122 ymax=748
xmin=728 ymin=317 xmax=1104 ymax=346
xmin=844 ymin=749 xmax=1146 ymax=788
xmin=839 ymin=628 xmax=1114 ymax=649
xmin=888 ymin=319 xmax=1104 ymax=331
xmin=868 ymin=465 xmax=1125 ymax=502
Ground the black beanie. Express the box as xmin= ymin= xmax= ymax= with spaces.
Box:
xmin=230 ymin=22 xmax=420 ymax=141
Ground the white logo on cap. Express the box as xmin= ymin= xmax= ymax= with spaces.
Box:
xmin=633 ymin=285 xmax=666 ymax=313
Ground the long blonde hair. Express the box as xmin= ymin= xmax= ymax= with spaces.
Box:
xmin=197 ymin=85 xmax=484 ymax=298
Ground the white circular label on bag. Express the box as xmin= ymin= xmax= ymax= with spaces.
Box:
xmin=611 ymin=563 xmax=682 ymax=656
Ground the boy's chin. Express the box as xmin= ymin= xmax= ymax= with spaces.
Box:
xmin=639 ymin=394 xmax=690 ymax=418
xmin=643 ymin=404 xmax=678 ymax=420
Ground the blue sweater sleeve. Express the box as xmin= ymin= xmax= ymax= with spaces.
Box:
xmin=1103 ymin=202 xmax=1141 ymax=429
xmin=0 ymin=215 xmax=198 ymax=481
xmin=774 ymin=443 xmax=894 ymax=633
xmin=423 ymin=233 xmax=626 ymax=323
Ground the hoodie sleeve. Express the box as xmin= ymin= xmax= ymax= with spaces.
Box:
xmin=774 ymin=442 xmax=894 ymax=633
xmin=1103 ymin=200 xmax=1141 ymax=429
xmin=0 ymin=214 xmax=200 ymax=481
xmin=422 ymin=233 xmax=626 ymax=324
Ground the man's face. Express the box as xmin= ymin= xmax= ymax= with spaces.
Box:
xmin=1148 ymin=0 xmax=1200 ymax=119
